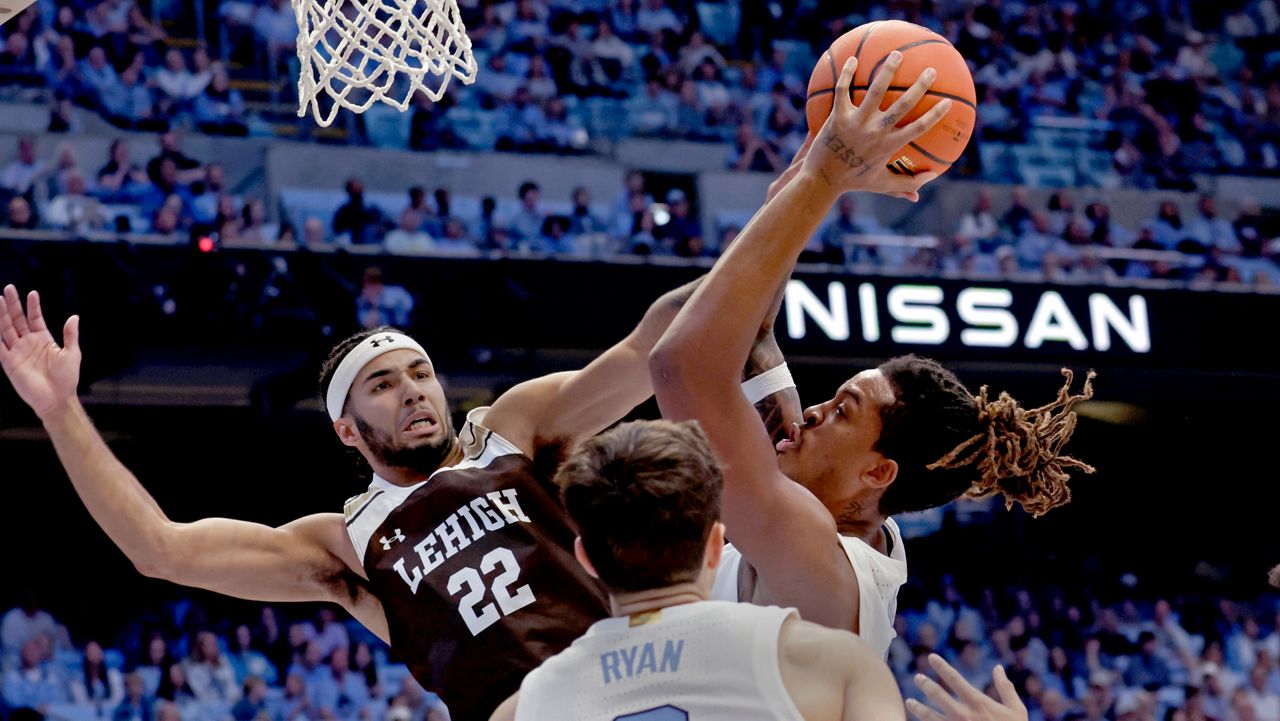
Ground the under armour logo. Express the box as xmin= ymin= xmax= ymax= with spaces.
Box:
xmin=380 ymin=529 xmax=405 ymax=550
xmin=370 ymin=335 xmax=397 ymax=348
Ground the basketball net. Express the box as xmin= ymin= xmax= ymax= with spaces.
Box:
xmin=293 ymin=0 xmax=478 ymax=127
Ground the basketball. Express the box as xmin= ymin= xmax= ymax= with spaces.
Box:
xmin=806 ymin=20 xmax=977 ymax=177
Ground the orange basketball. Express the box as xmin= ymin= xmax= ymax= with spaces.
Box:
xmin=805 ymin=20 xmax=976 ymax=177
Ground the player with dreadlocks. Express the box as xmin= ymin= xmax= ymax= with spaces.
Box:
xmin=650 ymin=53 xmax=1095 ymax=658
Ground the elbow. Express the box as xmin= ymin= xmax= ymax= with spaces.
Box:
xmin=648 ymin=339 xmax=688 ymax=391
xmin=131 ymin=531 xmax=177 ymax=581
xmin=132 ymin=554 xmax=171 ymax=581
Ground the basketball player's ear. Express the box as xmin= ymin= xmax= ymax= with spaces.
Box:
xmin=573 ymin=537 xmax=600 ymax=580
xmin=704 ymin=522 xmax=726 ymax=572
xmin=333 ymin=418 xmax=362 ymax=448
xmin=863 ymin=457 xmax=898 ymax=490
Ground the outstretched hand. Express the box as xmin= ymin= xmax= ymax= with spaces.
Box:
xmin=0 ymin=285 xmax=82 ymax=419
xmin=906 ymin=654 xmax=1029 ymax=721
xmin=801 ymin=52 xmax=948 ymax=202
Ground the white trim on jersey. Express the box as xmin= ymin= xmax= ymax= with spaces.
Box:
xmin=514 ymin=602 xmax=805 ymax=721
xmin=343 ymin=406 xmax=525 ymax=565
xmin=710 ymin=517 xmax=907 ymax=660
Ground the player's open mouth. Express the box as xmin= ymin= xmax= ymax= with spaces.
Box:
xmin=402 ymin=410 xmax=440 ymax=436
xmin=776 ymin=424 xmax=802 ymax=453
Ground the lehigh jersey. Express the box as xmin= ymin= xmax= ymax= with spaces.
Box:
xmin=344 ymin=408 xmax=610 ymax=721
xmin=710 ymin=518 xmax=907 ymax=659
xmin=515 ymin=601 xmax=804 ymax=721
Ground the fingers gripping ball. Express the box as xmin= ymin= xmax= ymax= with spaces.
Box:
xmin=806 ymin=20 xmax=976 ymax=176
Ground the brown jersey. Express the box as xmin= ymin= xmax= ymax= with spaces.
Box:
xmin=344 ymin=409 xmax=610 ymax=721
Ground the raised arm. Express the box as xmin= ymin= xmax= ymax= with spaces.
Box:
xmin=481 ymin=276 xmax=704 ymax=456
xmin=649 ymin=55 xmax=947 ymax=618
xmin=0 ymin=286 xmax=389 ymax=643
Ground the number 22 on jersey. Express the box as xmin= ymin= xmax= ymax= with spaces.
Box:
xmin=447 ymin=547 xmax=536 ymax=635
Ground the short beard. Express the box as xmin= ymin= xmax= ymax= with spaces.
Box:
xmin=354 ymin=411 xmax=456 ymax=474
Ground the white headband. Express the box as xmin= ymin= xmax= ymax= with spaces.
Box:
xmin=740 ymin=362 xmax=796 ymax=405
xmin=326 ymin=332 xmax=432 ymax=420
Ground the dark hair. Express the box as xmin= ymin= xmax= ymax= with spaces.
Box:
xmin=875 ymin=356 xmax=1094 ymax=518
xmin=557 ymin=419 xmax=721 ymax=594
xmin=318 ymin=325 xmax=405 ymax=416
xmin=518 ymin=181 xmax=539 ymax=199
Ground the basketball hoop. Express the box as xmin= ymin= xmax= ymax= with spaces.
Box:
xmin=293 ymin=0 xmax=478 ymax=127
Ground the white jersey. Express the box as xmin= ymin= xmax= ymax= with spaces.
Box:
xmin=711 ymin=517 xmax=907 ymax=659
xmin=514 ymin=601 xmax=804 ymax=721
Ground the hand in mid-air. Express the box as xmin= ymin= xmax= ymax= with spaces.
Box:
xmin=0 ymin=284 xmax=82 ymax=419
xmin=802 ymin=52 xmax=949 ymax=202
xmin=907 ymin=654 xmax=1029 ymax=721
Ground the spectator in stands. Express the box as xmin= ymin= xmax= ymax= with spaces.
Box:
xmin=623 ymin=205 xmax=659 ymax=255
xmin=113 ymin=672 xmax=155 ymax=721
xmin=311 ymin=646 xmax=367 ymax=720
xmin=227 ymin=626 xmax=275 ymax=687
xmin=542 ymin=97 xmax=587 ymax=152
xmin=591 ymin=21 xmax=635 ymax=80
xmin=524 ymin=55 xmax=557 ymax=103
xmin=1 ymin=594 xmax=66 ymax=670
xmin=608 ymin=0 xmax=640 ymax=42
xmin=81 ymin=45 xmax=125 ymax=108
xmin=473 ymin=54 xmax=522 ymax=106
xmin=47 ymin=171 xmax=108 ymax=232
xmin=97 ymin=140 xmax=150 ymax=202
xmin=269 ymin=673 xmax=311 ymax=721
xmin=240 ymin=611 xmax=282 ymax=685
xmin=253 ymin=0 xmax=299 ymax=57
xmin=400 ymin=187 xmax=436 ymax=235
xmin=295 ymin=217 xmax=325 ymax=249
xmin=627 ymin=78 xmax=679 ymax=135
xmin=230 ymin=677 xmax=268 ymax=721
xmin=1247 ymin=663 xmax=1280 ymax=721
xmin=239 ymin=198 xmax=268 ymax=243
xmin=1150 ymin=201 xmax=1189 ymax=250
xmin=332 ymin=178 xmax=383 ymax=245
xmin=1123 ymin=631 xmax=1173 ymax=691
xmin=146 ymin=132 xmax=203 ymax=186
xmin=194 ymin=64 xmax=247 ymax=136
xmin=818 ymin=194 xmax=882 ymax=265
xmin=388 ymin=676 xmax=447 ymax=721
xmin=957 ymin=190 xmax=1001 ymax=245
xmin=349 ymin=643 xmax=379 ymax=703
xmin=1019 ymin=212 xmax=1060 ymax=270
xmin=135 ymin=635 xmax=173 ymax=699
xmin=384 ymin=209 xmax=436 ymax=255
xmin=727 ymin=121 xmax=782 ymax=172
xmin=507 ymin=180 xmax=545 ymax=246
xmin=4 ymin=196 xmax=39 ymax=231
xmin=635 ymin=0 xmax=682 ymax=39
xmin=3 ymin=636 xmax=66 ymax=714
xmin=567 ymin=186 xmax=607 ymax=237
xmin=0 ymin=136 xmax=50 ymax=198
xmin=675 ymin=79 xmax=710 ymax=140
xmin=310 ymin=609 xmax=348 ymax=662
xmin=103 ymin=59 xmax=167 ymax=131
xmin=1186 ymin=195 xmax=1240 ymax=254
xmin=435 ymin=218 xmax=481 ymax=256
xmin=356 ymin=266 xmax=414 ymax=329
xmin=154 ymin=48 xmax=209 ymax=117
xmin=655 ymin=188 xmax=702 ymax=255
xmin=997 ymin=199 xmax=1033 ymax=253
xmin=496 ymin=86 xmax=549 ymax=152
xmin=70 ymin=639 xmax=125 ymax=710
xmin=184 ymin=631 xmax=239 ymax=707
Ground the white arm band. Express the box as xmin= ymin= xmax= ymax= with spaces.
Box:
xmin=740 ymin=362 xmax=796 ymax=405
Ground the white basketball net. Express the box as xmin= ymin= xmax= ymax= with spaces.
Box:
xmin=293 ymin=0 xmax=478 ymax=127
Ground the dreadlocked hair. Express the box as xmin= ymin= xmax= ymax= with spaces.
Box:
xmin=873 ymin=356 xmax=1094 ymax=518
xmin=928 ymin=368 xmax=1096 ymax=518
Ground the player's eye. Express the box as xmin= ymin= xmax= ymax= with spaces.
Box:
xmin=835 ymin=403 xmax=846 ymax=417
